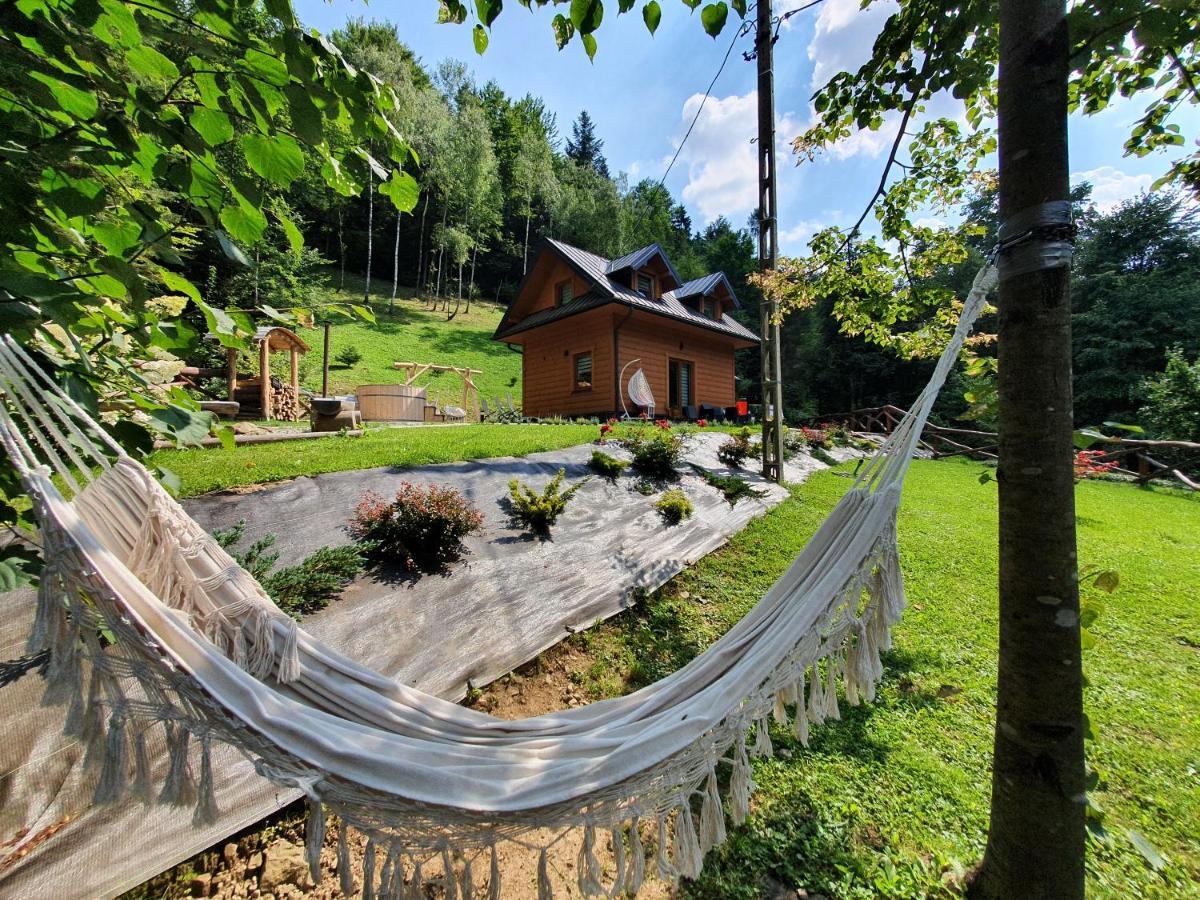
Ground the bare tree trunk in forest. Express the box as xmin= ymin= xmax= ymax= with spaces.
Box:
xmin=337 ymin=207 xmax=345 ymax=290
xmin=253 ymin=247 xmax=259 ymax=306
xmin=971 ymin=0 xmax=1085 ymax=897
xmin=390 ymin=210 xmax=401 ymax=314
xmin=467 ymin=243 xmax=478 ymax=315
xmin=416 ymin=192 xmax=430 ymax=295
xmin=363 ymin=167 xmax=374 ymax=304
xmin=523 ymin=208 xmax=531 ymax=275
xmin=434 ymin=202 xmax=448 ymax=303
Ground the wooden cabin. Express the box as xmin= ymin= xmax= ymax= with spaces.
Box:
xmin=494 ymin=239 xmax=758 ymax=418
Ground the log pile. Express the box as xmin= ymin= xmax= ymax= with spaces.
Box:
xmin=271 ymin=383 xmax=302 ymax=422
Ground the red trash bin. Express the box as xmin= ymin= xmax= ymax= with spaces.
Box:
xmin=736 ymin=400 xmax=748 ymax=418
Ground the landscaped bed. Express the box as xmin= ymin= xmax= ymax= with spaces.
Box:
xmin=119 ymin=456 xmax=1199 ymax=899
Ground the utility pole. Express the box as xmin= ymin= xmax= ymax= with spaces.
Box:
xmin=974 ymin=0 xmax=1085 ymax=895
xmin=756 ymin=0 xmax=785 ymax=481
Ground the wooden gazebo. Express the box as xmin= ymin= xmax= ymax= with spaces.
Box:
xmin=227 ymin=326 xmax=309 ymax=420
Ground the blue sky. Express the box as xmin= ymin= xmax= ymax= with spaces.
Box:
xmin=295 ymin=1 xmax=1198 ymax=256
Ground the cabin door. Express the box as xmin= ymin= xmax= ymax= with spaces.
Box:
xmin=668 ymin=358 xmax=693 ymax=416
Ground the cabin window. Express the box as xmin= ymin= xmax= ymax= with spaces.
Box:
xmin=700 ymin=298 xmax=719 ymax=319
xmin=636 ymin=272 xmax=654 ymax=299
xmin=573 ymin=352 xmax=593 ymax=391
xmin=556 ymin=279 xmax=574 ymax=306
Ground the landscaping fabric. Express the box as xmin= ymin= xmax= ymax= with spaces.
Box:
xmin=0 ymin=433 xmax=803 ymax=899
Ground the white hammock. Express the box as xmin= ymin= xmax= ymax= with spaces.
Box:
xmin=0 ymin=265 xmax=995 ymax=898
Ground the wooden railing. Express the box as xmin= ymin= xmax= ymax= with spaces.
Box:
xmin=813 ymin=404 xmax=1198 ymax=491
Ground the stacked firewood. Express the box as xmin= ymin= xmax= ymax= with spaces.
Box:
xmin=271 ymin=383 xmax=302 ymax=421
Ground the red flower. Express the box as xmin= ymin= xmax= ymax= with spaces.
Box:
xmin=697 ymin=419 xmax=708 ymax=428
xmin=1074 ymin=449 xmax=1117 ymax=479
xmin=655 ymin=419 xmax=671 ymax=431
xmin=600 ymin=423 xmax=612 ymax=436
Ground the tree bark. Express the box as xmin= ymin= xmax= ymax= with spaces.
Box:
xmin=468 ymin=242 xmax=478 ymax=313
xmin=337 ymin=207 xmax=345 ymax=290
xmin=364 ymin=167 xmax=374 ymax=304
xmin=391 ymin=209 xmax=401 ymax=314
xmin=523 ymin=209 xmax=531 ymax=275
xmin=416 ymin=192 xmax=431 ymax=294
xmin=973 ymin=0 xmax=1085 ymax=896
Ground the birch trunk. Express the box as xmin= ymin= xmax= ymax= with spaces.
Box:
xmin=416 ymin=192 xmax=430 ymax=294
xmin=363 ymin=167 xmax=374 ymax=304
xmin=390 ymin=210 xmax=401 ymax=313
xmin=337 ymin=207 xmax=345 ymax=290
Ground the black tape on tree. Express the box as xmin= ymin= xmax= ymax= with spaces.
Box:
xmin=995 ymin=200 xmax=1076 ymax=280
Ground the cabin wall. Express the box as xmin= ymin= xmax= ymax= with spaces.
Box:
xmin=616 ymin=314 xmax=738 ymax=415
xmin=520 ymin=307 xmax=615 ymax=417
xmin=504 ymin=254 xmax=591 ymax=326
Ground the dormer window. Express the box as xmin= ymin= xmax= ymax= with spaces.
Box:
xmin=701 ymin=298 xmax=720 ymax=320
xmin=636 ymin=272 xmax=655 ymax=299
xmin=556 ymin=279 xmax=573 ymax=306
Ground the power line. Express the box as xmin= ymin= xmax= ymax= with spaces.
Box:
xmin=657 ymin=9 xmax=756 ymax=187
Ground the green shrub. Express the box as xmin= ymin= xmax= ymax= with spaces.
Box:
xmin=693 ymin=466 xmax=768 ymax=506
xmin=1139 ymin=346 xmax=1200 ymax=441
xmin=589 ymin=450 xmax=629 ymax=480
xmin=348 ymin=483 xmax=484 ymax=573
xmin=626 ymin=429 xmax=683 ymax=481
xmin=335 ymin=344 xmax=362 ymax=367
xmin=717 ymin=427 xmax=755 ymax=467
xmin=655 ymin=489 xmax=694 ymax=525
xmin=634 ymin=479 xmax=656 ymax=496
xmin=212 ymin=520 xmax=365 ymax=619
xmin=507 ymin=468 xmax=589 ymax=534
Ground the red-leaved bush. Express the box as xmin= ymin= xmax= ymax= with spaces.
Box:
xmin=349 ymin=483 xmax=484 ymax=573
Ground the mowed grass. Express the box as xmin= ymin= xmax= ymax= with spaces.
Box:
xmin=151 ymin=423 xmax=597 ymax=498
xmin=295 ymin=271 xmax=522 ymax=409
xmin=564 ymin=458 xmax=1199 ymax=898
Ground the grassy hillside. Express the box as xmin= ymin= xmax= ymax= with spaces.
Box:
xmin=290 ymin=271 xmax=522 ymax=410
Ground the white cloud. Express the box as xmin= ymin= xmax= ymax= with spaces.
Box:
xmin=778 ymin=219 xmax=825 ymax=253
xmin=672 ymin=91 xmax=803 ymax=225
xmin=807 ymin=0 xmax=898 ymax=94
xmin=1071 ymin=165 xmax=1152 ymax=212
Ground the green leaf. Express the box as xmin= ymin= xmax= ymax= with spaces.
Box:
xmin=731 ymin=0 xmax=746 ymax=17
xmin=161 ymin=269 xmax=201 ymax=302
xmin=378 ymin=170 xmax=420 ymax=213
xmin=473 ymin=23 xmax=489 ymax=55
xmin=219 ymin=204 xmax=267 ymax=245
xmin=701 ymin=2 xmax=728 ymax=37
xmin=240 ymin=133 xmax=305 ymax=188
xmin=145 ymin=403 xmax=216 ymax=447
xmin=571 ymin=0 xmax=604 ymax=33
xmin=1073 ymin=428 xmax=1108 ymax=449
xmin=0 ymin=546 xmax=40 ymax=593
xmin=1126 ymin=829 xmax=1167 ymax=872
xmin=551 ymin=14 xmax=575 ymax=49
xmin=476 ymin=0 xmax=502 ymax=27
xmin=263 ymin=0 xmax=297 ymax=28
xmin=189 ymin=108 xmax=234 ymax=146
xmin=1092 ymin=570 xmax=1119 ymax=593
xmin=643 ymin=1 xmax=661 ymax=35
xmin=581 ymin=32 xmax=597 ymax=61
xmin=125 ymin=44 xmax=180 ymax=82
xmin=1101 ymin=421 xmax=1144 ymax=434
xmin=156 ymin=466 xmax=182 ymax=496
xmin=276 ymin=209 xmax=304 ymax=254
xmin=215 ymin=424 xmax=236 ymax=451
xmin=29 ymin=71 xmax=98 ymax=119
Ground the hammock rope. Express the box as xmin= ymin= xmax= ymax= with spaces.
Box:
xmin=0 ymin=263 xmax=996 ymax=897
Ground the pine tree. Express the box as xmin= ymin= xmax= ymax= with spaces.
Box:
xmin=565 ymin=110 xmax=609 ymax=179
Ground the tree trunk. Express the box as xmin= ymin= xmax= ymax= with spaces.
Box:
xmin=972 ymin=0 xmax=1084 ymax=897
xmin=391 ymin=209 xmax=401 ymax=314
xmin=416 ymin=192 xmax=431 ymax=295
xmin=523 ymin=210 xmax=531 ymax=275
xmin=337 ymin=207 xmax=345 ymax=290
xmin=253 ymin=247 xmax=260 ymax=306
xmin=364 ymin=167 xmax=374 ymax=304
xmin=435 ymin=202 xmax=448 ymax=302
xmin=468 ymin=242 xmax=478 ymax=314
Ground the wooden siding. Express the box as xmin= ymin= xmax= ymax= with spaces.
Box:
xmin=616 ymin=312 xmax=738 ymax=415
xmin=521 ymin=307 xmax=616 ymax=417
xmin=502 ymin=253 xmax=591 ymax=329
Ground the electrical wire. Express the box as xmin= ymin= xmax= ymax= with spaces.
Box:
xmin=657 ymin=7 xmax=757 ymax=186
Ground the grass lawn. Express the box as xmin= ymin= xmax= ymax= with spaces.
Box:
xmin=291 ymin=271 xmax=523 ymax=409
xmin=559 ymin=458 xmax=1199 ymax=898
xmin=150 ymin=423 xmax=598 ymax=498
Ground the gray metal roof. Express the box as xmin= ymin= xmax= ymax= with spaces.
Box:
xmin=494 ymin=291 xmax=613 ymax=340
xmin=495 ymin=238 xmax=759 ymax=344
xmin=605 ymin=243 xmax=683 ymax=286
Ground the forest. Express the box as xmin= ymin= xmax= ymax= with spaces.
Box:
xmin=189 ymin=17 xmax=1199 ymax=441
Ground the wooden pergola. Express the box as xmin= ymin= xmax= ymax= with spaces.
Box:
xmin=227 ymin=326 xmax=309 ymax=419
xmin=392 ymin=361 xmax=482 ymax=421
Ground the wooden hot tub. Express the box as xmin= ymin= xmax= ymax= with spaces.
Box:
xmin=356 ymin=384 xmax=427 ymax=422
